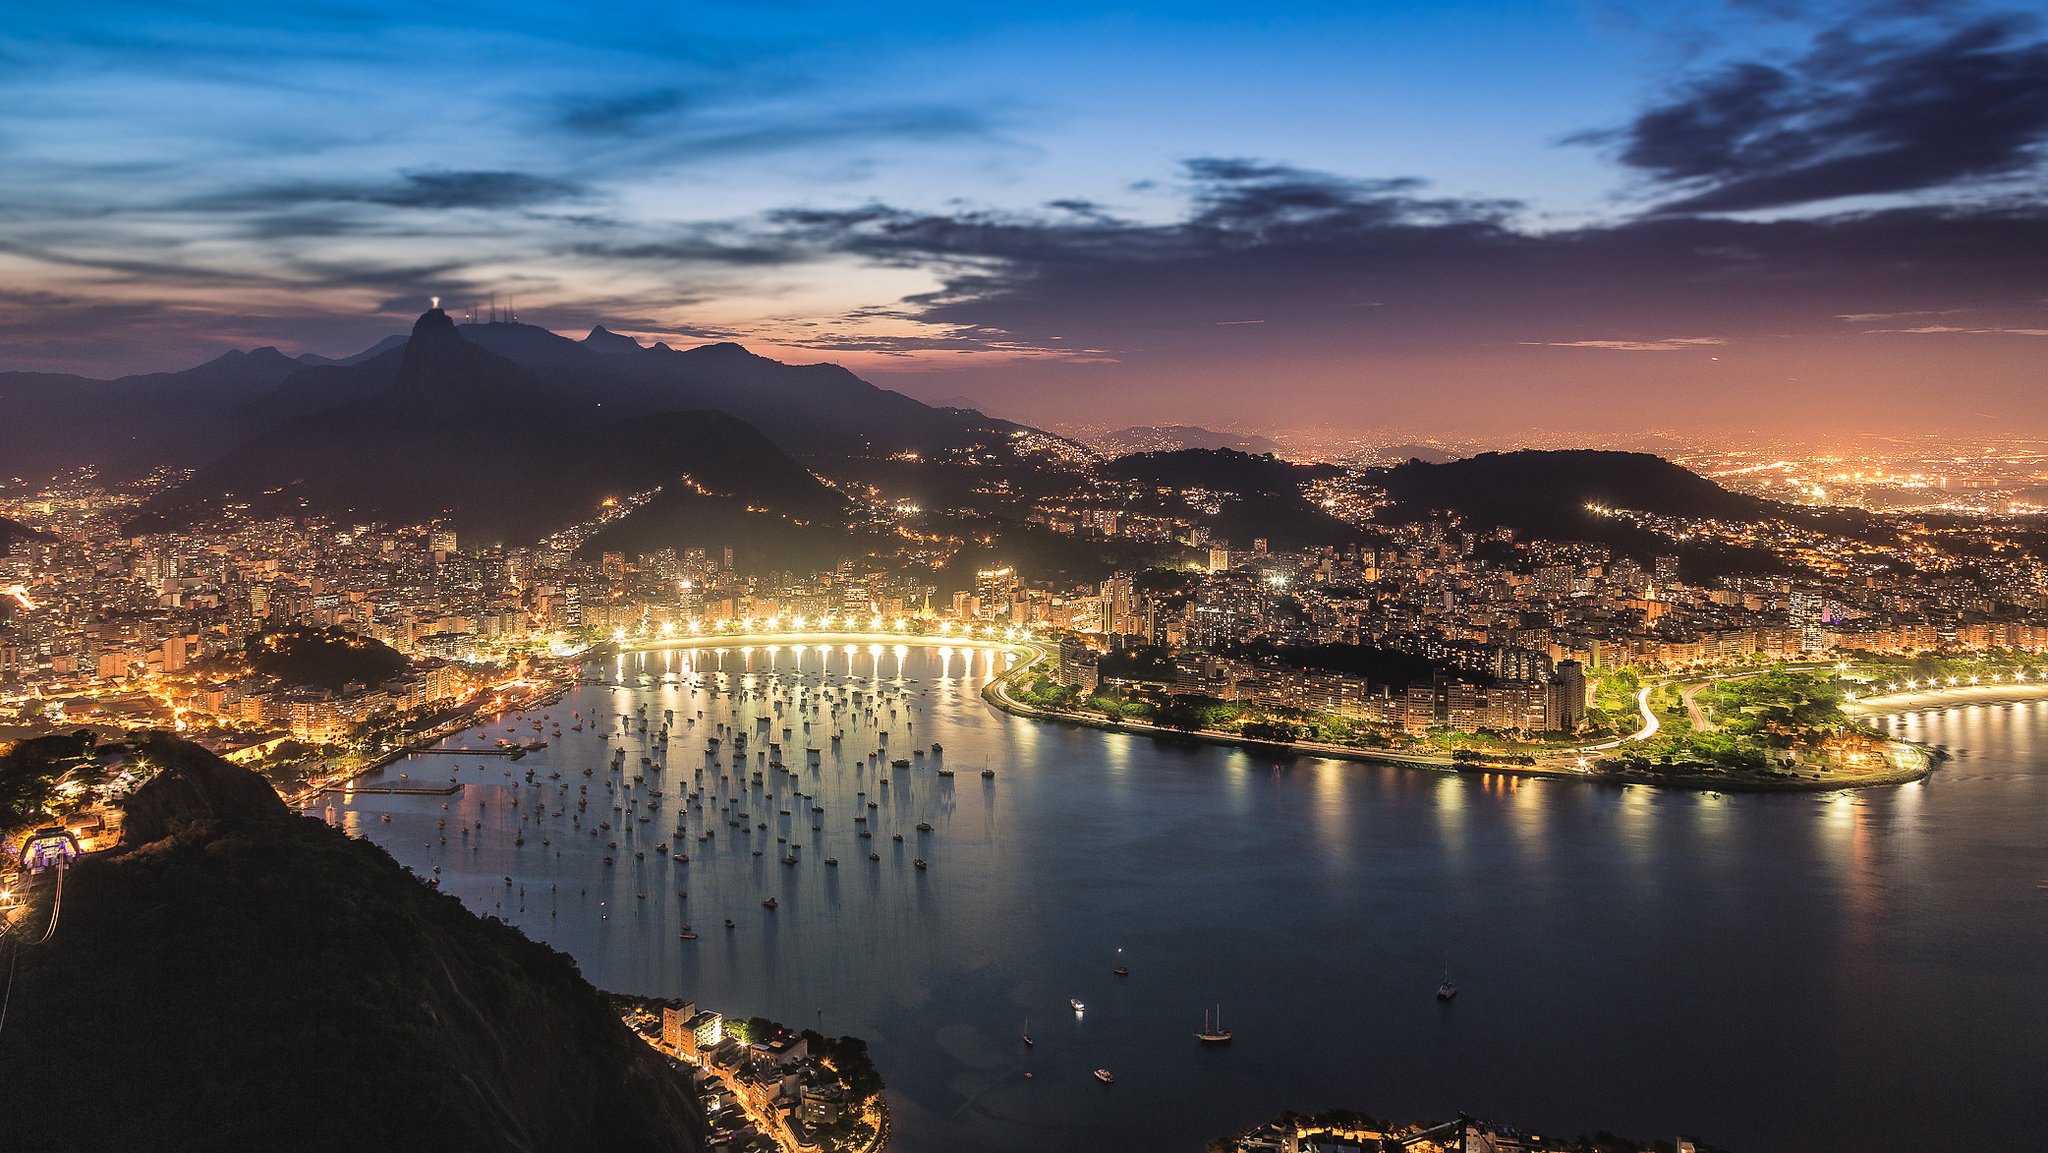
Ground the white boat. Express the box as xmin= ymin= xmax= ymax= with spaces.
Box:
xmin=1197 ymin=1004 xmax=1233 ymax=1045
xmin=1069 ymin=998 xmax=1085 ymax=1013
xmin=1093 ymin=1068 xmax=1115 ymax=1084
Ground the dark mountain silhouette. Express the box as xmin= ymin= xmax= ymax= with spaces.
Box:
xmin=140 ymin=309 xmax=846 ymax=545
xmin=0 ymin=515 xmax=37 ymax=548
xmin=581 ymin=489 xmax=863 ymax=572
xmin=1374 ymin=450 xmax=1777 ymax=524
xmin=583 ymin=324 xmax=645 ymax=354
xmin=231 ymin=344 xmax=406 ymax=429
xmin=0 ymin=347 xmax=306 ymax=478
xmin=295 ymin=333 xmax=408 ymax=366
xmin=1098 ymin=424 xmax=1284 ymax=456
xmin=1105 ymin=448 xmax=1364 ymax=548
xmin=1372 ymin=450 xmax=1795 ymax=573
xmin=454 ymin=320 xmax=1020 ymax=458
xmin=241 ymin=625 xmax=409 ymax=692
xmin=1106 ymin=448 xmax=1339 ymax=495
xmin=1371 ymin=441 xmax=1458 ymax=465
xmin=0 ymin=734 xmax=708 ymax=1152
xmin=1 ymin=316 xmax=1022 ymax=483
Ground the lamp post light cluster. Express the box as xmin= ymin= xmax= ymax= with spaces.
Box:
xmin=612 ymin=616 xmax=1034 ymax=645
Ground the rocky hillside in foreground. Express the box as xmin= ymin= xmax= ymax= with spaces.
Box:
xmin=0 ymin=734 xmax=708 ymax=1153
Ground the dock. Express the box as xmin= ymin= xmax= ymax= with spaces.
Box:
xmin=401 ymin=743 xmax=541 ymax=758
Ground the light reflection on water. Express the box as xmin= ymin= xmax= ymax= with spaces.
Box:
xmin=322 ymin=652 xmax=2048 ymax=1153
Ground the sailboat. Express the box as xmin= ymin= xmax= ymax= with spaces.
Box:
xmin=1436 ymin=966 xmax=1457 ymax=1001
xmin=1196 ymin=1004 xmax=1233 ymax=1045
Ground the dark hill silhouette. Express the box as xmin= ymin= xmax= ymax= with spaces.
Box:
xmin=1105 ymin=448 xmax=1364 ymax=548
xmin=1374 ymin=450 xmax=1776 ymax=524
xmin=0 ymin=347 xmax=305 ymax=478
xmin=454 ymin=321 xmax=1020 ymax=458
xmin=242 ymin=625 xmax=409 ymax=692
xmin=1 ymin=316 xmax=1023 ymax=481
xmin=583 ymin=324 xmax=644 ymax=354
xmin=295 ymin=332 xmax=408 ymax=366
xmin=0 ymin=515 xmax=37 ymax=548
xmin=232 ymin=343 xmax=406 ymax=428
xmin=1373 ymin=450 xmax=1794 ymax=574
xmin=1105 ymin=448 xmax=1339 ymax=495
xmin=582 ymin=489 xmax=864 ymax=572
xmin=1373 ymin=441 xmax=1458 ymax=465
xmin=0 ymin=734 xmax=709 ymax=1152
xmin=139 ymin=309 xmax=846 ymax=545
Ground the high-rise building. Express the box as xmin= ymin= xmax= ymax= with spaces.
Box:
xmin=975 ymin=567 xmax=1017 ymax=619
xmin=1790 ymin=591 xmax=1825 ymax=653
xmin=1100 ymin=574 xmax=1135 ymax=637
xmin=1547 ymin=660 xmax=1586 ymax=732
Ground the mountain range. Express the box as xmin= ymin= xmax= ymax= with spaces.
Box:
xmin=3 ymin=312 xmax=1015 ymax=483
xmin=135 ymin=309 xmax=854 ymax=547
xmin=3 ymin=318 xmax=1824 ymax=574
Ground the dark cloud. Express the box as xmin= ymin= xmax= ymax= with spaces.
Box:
xmin=194 ymin=169 xmax=590 ymax=213
xmin=1589 ymin=14 xmax=2048 ymax=212
xmin=567 ymin=226 xmax=812 ymax=267
xmin=370 ymin=170 xmax=587 ymax=209
xmin=757 ymin=159 xmax=2048 ymax=362
xmin=556 ymin=87 xmax=694 ymax=136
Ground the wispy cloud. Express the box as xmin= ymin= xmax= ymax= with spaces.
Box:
xmin=1863 ymin=324 xmax=2048 ymax=335
xmin=1524 ymin=337 xmax=1728 ymax=351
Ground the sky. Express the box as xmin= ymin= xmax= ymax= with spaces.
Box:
xmin=2 ymin=0 xmax=2045 ymax=438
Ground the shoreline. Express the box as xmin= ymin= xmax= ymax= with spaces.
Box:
xmin=1846 ymin=681 xmax=2048 ymax=716
xmin=985 ymin=651 xmax=1933 ymax=793
xmin=302 ymin=640 xmax=1951 ymax=806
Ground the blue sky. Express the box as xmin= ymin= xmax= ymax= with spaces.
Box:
xmin=3 ymin=1 xmax=2046 ymax=434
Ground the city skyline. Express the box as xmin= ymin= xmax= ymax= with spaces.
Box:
xmin=6 ymin=8 xmax=2048 ymax=1151
xmin=3 ymin=2 xmax=2046 ymax=436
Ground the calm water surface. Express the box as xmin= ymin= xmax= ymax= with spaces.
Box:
xmin=320 ymin=647 xmax=2048 ymax=1152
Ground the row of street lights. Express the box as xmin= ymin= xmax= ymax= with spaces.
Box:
xmin=1869 ymin=670 xmax=2032 ymax=695
xmin=611 ymin=616 xmax=1034 ymax=643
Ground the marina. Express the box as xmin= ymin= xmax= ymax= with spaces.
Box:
xmin=322 ymin=644 xmax=2048 ymax=1153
